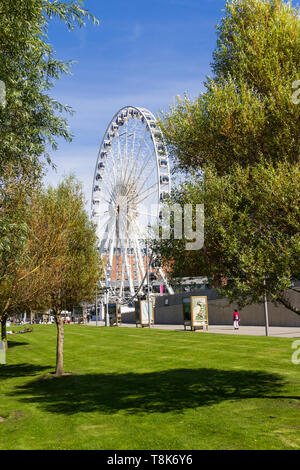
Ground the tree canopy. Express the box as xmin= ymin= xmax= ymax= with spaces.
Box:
xmin=0 ymin=0 xmax=99 ymax=174
xmin=155 ymin=0 xmax=300 ymax=314
xmin=159 ymin=0 xmax=299 ymax=175
xmin=28 ymin=176 xmax=103 ymax=375
xmin=0 ymin=2 xmax=102 ymax=364
xmin=0 ymin=175 xmax=103 ymax=374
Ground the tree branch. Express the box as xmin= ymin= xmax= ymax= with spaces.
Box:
xmin=276 ymin=293 xmax=300 ymax=316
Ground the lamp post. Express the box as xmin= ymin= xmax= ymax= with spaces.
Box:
xmin=105 ymin=289 xmax=109 ymax=327
xmin=146 ymin=223 xmax=152 ymax=328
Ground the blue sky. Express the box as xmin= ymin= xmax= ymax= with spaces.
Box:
xmin=45 ymin=0 xmax=226 ymax=209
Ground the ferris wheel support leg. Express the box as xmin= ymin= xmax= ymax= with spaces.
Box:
xmin=134 ymin=236 xmax=146 ymax=288
xmin=158 ymin=267 xmax=174 ymax=295
xmin=105 ymin=291 xmax=110 ymax=327
xmin=133 ymin=242 xmax=142 ymax=290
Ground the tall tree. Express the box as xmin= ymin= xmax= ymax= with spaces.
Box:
xmin=159 ymin=0 xmax=299 ymax=175
xmin=29 ymin=177 xmax=102 ymax=376
xmin=155 ymin=0 xmax=300 ymax=314
xmin=153 ymin=161 xmax=300 ymax=313
xmin=0 ymin=164 xmax=40 ymax=345
xmin=0 ymin=0 xmax=99 ymax=258
xmin=0 ymin=1 xmax=99 ymax=343
xmin=0 ymin=0 xmax=99 ymax=173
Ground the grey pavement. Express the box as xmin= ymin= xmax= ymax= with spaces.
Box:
xmin=86 ymin=321 xmax=300 ymax=338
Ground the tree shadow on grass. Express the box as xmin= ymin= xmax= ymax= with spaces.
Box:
xmin=0 ymin=363 xmax=51 ymax=381
xmin=10 ymin=368 xmax=295 ymax=415
xmin=7 ymin=340 xmax=29 ymax=349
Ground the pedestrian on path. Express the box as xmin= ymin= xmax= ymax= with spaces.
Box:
xmin=233 ymin=310 xmax=240 ymax=330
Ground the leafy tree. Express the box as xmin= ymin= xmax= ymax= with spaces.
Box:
xmin=154 ymin=161 xmax=300 ymax=313
xmin=159 ymin=0 xmax=299 ymax=175
xmin=0 ymin=0 xmax=99 ymax=173
xmin=0 ymin=1 xmax=99 ymax=344
xmin=155 ymin=0 xmax=300 ymax=314
xmin=0 ymin=0 xmax=99 ymax=272
xmin=0 ymin=176 xmax=103 ymax=368
xmin=0 ymin=164 xmax=39 ymax=345
xmin=29 ymin=176 xmax=102 ymax=376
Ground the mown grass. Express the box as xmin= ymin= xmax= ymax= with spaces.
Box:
xmin=0 ymin=324 xmax=299 ymax=450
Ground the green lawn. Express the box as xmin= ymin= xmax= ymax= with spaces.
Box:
xmin=0 ymin=324 xmax=299 ymax=450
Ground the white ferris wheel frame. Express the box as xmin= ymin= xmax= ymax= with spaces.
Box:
xmin=91 ymin=105 xmax=171 ymax=300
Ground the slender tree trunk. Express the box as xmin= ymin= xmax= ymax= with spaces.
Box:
xmin=1 ymin=314 xmax=8 ymax=350
xmin=54 ymin=312 xmax=64 ymax=376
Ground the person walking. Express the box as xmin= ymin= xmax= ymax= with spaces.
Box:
xmin=233 ymin=310 xmax=240 ymax=330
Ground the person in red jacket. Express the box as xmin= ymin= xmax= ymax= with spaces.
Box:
xmin=233 ymin=310 xmax=240 ymax=330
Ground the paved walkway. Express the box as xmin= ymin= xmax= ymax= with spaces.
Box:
xmin=87 ymin=321 xmax=300 ymax=338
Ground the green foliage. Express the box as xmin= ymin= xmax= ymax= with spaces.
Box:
xmin=0 ymin=174 xmax=103 ymax=333
xmin=28 ymin=175 xmax=103 ymax=375
xmin=0 ymin=1 xmax=100 ymax=331
xmin=159 ymin=0 xmax=299 ymax=174
xmin=156 ymin=0 xmax=300 ymax=313
xmin=31 ymin=175 xmax=103 ymax=312
xmin=0 ymin=165 xmax=42 ymax=329
xmin=156 ymin=161 xmax=299 ymax=310
xmin=0 ymin=0 xmax=99 ymax=173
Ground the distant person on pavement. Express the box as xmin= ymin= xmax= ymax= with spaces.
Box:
xmin=233 ymin=310 xmax=240 ymax=330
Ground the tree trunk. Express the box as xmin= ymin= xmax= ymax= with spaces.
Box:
xmin=1 ymin=314 xmax=8 ymax=350
xmin=54 ymin=313 xmax=64 ymax=376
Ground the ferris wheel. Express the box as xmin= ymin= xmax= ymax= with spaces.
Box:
xmin=91 ymin=106 xmax=171 ymax=300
